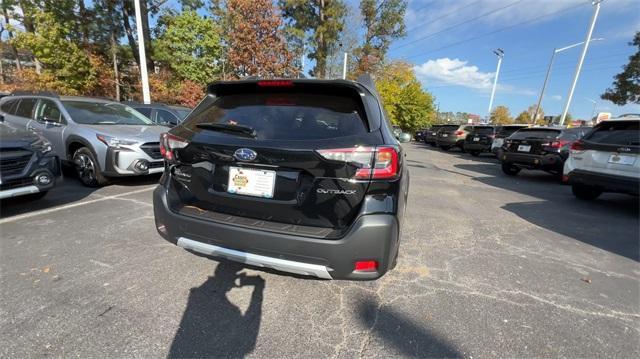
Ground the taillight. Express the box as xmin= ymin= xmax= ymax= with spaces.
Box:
xmin=454 ymin=130 xmax=465 ymax=136
xmin=549 ymin=140 xmax=570 ymax=149
xmin=316 ymin=146 xmax=399 ymax=180
xmin=257 ymin=80 xmax=294 ymax=87
xmin=570 ymin=140 xmax=585 ymax=152
xmin=160 ymin=133 xmax=189 ymax=161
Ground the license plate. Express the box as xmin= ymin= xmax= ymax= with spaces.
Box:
xmin=473 ymin=137 xmax=480 ymax=142
xmin=608 ymin=154 xmax=635 ymax=166
xmin=518 ymin=145 xmax=531 ymax=152
xmin=227 ymin=167 xmax=276 ymax=198
xmin=432 ymin=132 xmax=437 ymax=135
xmin=442 ymin=134 xmax=448 ymax=137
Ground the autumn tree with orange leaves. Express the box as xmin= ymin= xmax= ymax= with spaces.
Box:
xmin=226 ymin=0 xmax=296 ymax=79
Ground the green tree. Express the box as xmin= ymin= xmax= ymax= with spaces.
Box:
xmin=376 ymin=61 xmax=435 ymax=133
xmin=601 ymin=31 xmax=640 ymax=105
xmin=155 ymin=10 xmax=222 ymax=84
xmin=279 ymin=0 xmax=346 ymax=78
xmin=490 ymin=106 xmax=513 ymax=125
xmin=355 ymin=0 xmax=406 ymax=76
xmin=12 ymin=11 xmax=96 ymax=94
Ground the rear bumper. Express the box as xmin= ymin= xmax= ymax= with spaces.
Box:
xmin=463 ymin=143 xmax=491 ymax=152
xmin=501 ymin=152 xmax=564 ymax=171
xmin=153 ymin=186 xmax=399 ymax=280
xmin=568 ymin=169 xmax=639 ymax=195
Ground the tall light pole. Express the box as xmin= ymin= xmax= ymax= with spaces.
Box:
xmin=560 ymin=0 xmax=603 ymax=126
xmin=342 ymin=52 xmax=348 ymax=80
xmin=487 ymin=48 xmax=504 ymax=122
xmin=134 ymin=0 xmax=150 ymax=104
xmin=585 ymin=98 xmax=597 ymax=121
xmin=532 ymin=38 xmax=604 ymax=124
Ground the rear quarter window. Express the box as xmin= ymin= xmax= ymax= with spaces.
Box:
xmin=15 ymin=98 xmax=37 ymax=118
xmin=185 ymin=93 xmax=369 ymax=141
xmin=586 ymin=121 xmax=639 ymax=146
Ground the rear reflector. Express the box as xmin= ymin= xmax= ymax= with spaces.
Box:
xmin=257 ymin=80 xmax=294 ymax=87
xmin=316 ymin=146 xmax=399 ymax=180
xmin=354 ymin=260 xmax=378 ymax=272
xmin=160 ymin=133 xmax=189 ymax=161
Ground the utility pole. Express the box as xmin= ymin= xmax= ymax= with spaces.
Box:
xmin=488 ymin=48 xmax=504 ymax=122
xmin=342 ymin=52 xmax=348 ymax=80
xmin=134 ymin=0 xmax=150 ymax=104
xmin=586 ymin=98 xmax=597 ymax=121
xmin=532 ymin=38 xmax=603 ymax=125
xmin=560 ymin=0 xmax=602 ymax=126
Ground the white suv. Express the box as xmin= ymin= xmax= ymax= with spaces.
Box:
xmin=564 ymin=119 xmax=639 ymax=200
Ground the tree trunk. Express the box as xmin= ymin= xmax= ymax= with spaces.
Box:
xmin=2 ymin=3 xmax=21 ymax=72
xmin=316 ymin=0 xmax=326 ymax=79
xmin=121 ymin=0 xmax=140 ymax=68
xmin=77 ymin=0 xmax=90 ymax=50
xmin=111 ymin=31 xmax=120 ymax=101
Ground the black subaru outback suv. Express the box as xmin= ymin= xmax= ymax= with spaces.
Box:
xmin=153 ymin=78 xmax=409 ymax=280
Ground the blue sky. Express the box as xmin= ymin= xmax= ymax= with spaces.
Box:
xmin=383 ymin=0 xmax=640 ymax=120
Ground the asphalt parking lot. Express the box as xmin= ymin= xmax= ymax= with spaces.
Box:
xmin=1 ymin=143 xmax=638 ymax=358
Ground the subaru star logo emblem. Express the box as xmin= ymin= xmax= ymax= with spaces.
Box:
xmin=234 ymin=148 xmax=257 ymax=162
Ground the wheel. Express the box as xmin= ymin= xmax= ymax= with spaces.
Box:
xmin=429 ymin=143 xmax=437 ymax=147
xmin=440 ymin=145 xmax=450 ymax=151
xmin=73 ymin=147 xmax=109 ymax=187
xmin=572 ymin=184 xmax=602 ymax=200
xmin=21 ymin=191 xmax=48 ymax=201
xmin=501 ymin=162 xmax=520 ymax=176
xmin=469 ymin=150 xmax=480 ymax=157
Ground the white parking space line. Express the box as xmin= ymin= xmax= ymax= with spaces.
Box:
xmin=0 ymin=187 xmax=156 ymax=225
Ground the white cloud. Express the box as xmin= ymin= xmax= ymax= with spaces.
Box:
xmin=413 ymin=57 xmax=495 ymax=90
xmin=551 ymin=95 xmax=562 ymax=101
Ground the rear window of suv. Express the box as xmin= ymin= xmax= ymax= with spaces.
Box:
xmin=185 ymin=93 xmax=368 ymax=140
xmin=586 ymin=121 xmax=639 ymax=146
xmin=496 ymin=126 xmax=527 ymax=137
xmin=510 ymin=128 xmax=561 ymax=140
xmin=472 ymin=126 xmax=494 ymax=134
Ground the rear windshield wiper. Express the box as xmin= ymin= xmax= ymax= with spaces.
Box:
xmin=196 ymin=123 xmax=257 ymax=138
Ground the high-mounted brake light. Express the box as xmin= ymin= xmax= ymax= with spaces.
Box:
xmin=257 ymin=80 xmax=294 ymax=87
xmin=316 ymin=146 xmax=399 ymax=180
xmin=160 ymin=133 xmax=189 ymax=161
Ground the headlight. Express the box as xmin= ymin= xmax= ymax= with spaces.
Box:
xmin=96 ymin=133 xmax=138 ymax=148
xmin=31 ymin=137 xmax=52 ymax=154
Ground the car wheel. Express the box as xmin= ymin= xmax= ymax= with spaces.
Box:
xmin=73 ymin=147 xmax=109 ymax=187
xmin=440 ymin=145 xmax=450 ymax=151
xmin=572 ymin=184 xmax=602 ymax=201
xmin=469 ymin=150 xmax=480 ymax=157
xmin=501 ymin=162 xmax=520 ymax=176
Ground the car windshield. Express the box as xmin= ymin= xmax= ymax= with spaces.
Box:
xmin=510 ymin=128 xmax=561 ymax=140
xmin=62 ymin=101 xmax=153 ymax=125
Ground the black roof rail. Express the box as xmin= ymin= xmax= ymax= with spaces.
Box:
xmin=10 ymin=90 xmax=59 ymax=98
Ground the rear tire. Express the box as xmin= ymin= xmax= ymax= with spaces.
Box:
xmin=469 ymin=150 xmax=480 ymax=157
xmin=572 ymin=184 xmax=602 ymax=201
xmin=73 ymin=147 xmax=109 ymax=187
xmin=440 ymin=145 xmax=450 ymax=151
xmin=501 ymin=162 xmax=520 ymax=176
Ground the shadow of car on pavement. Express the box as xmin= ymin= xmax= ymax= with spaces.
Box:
xmin=454 ymin=163 xmax=639 ymax=261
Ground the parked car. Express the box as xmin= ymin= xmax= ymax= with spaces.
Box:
xmin=500 ymin=127 xmax=591 ymax=179
xmin=153 ymin=78 xmax=409 ymax=280
xmin=0 ymin=94 xmax=169 ymax=187
xmin=436 ymin=124 xmax=473 ymax=151
xmin=0 ymin=115 xmax=60 ymax=200
xmin=124 ymin=101 xmax=191 ymax=127
xmin=564 ymin=119 xmax=638 ymax=200
xmin=491 ymin=124 xmax=529 ymax=156
xmin=463 ymin=125 xmax=495 ymax=156
xmin=424 ymin=124 xmax=444 ymax=146
xmin=414 ymin=128 xmax=428 ymax=142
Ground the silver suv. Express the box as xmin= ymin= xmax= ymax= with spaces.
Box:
xmin=0 ymin=94 xmax=169 ymax=186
